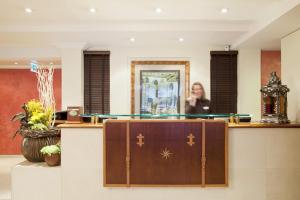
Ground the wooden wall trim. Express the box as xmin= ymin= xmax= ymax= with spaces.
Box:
xmin=130 ymin=62 xmax=136 ymax=114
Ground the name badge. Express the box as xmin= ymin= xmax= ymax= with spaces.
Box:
xmin=203 ymin=106 xmax=209 ymax=110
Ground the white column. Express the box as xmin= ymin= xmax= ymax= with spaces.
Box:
xmin=57 ymin=43 xmax=86 ymax=110
xmin=281 ymin=29 xmax=300 ymax=122
xmin=237 ymin=48 xmax=261 ymax=120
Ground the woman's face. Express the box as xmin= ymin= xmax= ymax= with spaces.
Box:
xmin=192 ymin=85 xmax=203 ymax=99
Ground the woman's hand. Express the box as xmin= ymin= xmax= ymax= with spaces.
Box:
xmin=187 ymin=95 xmax=197 ymax=107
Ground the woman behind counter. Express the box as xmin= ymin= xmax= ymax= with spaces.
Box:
xmin=185 ymin=82 xmax=213 ymax=118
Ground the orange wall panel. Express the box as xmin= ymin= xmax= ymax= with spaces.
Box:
xmin=261 ymin=51 xmax=281 ymax=116
xmin=261 ymin=51 xmax=281 ymax=85
xmin=0 ymin=69 xmax=61 ymax=155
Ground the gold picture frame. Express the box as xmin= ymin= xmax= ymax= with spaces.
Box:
xmin=131 ymin=61 xmax=190 ymax=114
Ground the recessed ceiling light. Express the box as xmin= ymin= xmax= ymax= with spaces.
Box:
xmin=130 ymin=37 xmax=135 ymax=42
xmin=155 ymin=8 xmax=162 ymax=13
xmin=25 ymin=8 xmax=32 ymax=13
xmin=221 ymin=8 xmax=228 ymax=13
xmin=179 ymin=38 xmax=184 ymax=42
xmin=14 ymin=62 xmax=18 ymax=65
xmin=89 ymin=8 xmax=96 ymax=13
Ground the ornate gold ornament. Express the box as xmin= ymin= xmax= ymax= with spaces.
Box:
xmin=136 ymin=133 xmax=144 ymax=147
xmin=187 ymin=133 xmax=195 ymax=146
xmin=160 ymin=148 xmax=173 ymax=159
xmin=261 ymin=72 xmax=290 ymax=123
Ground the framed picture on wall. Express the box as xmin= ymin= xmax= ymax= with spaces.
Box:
xmin=131 ymin=61 xmax=190 ymax=115
xmin=140 ymin=70 xmax=180 ymax=115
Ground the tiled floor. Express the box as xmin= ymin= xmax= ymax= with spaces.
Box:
xmin=0 ymin=156 xmax=24 ymax=200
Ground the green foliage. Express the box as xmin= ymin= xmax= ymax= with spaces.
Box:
xmin=44 ymin=108 xmax=54 ymax=126
xmin=30 ymin=123 xmax=48 ymax=131
xmin=11 ymin=112 xmax=26 ymax=122
xmin=26 ymin=100 xmax=44 ymax=115
xmin=12 ymin=99 xmax=54 ymax=132
xmin=40 ymin=144 xmax=61 ymax=156
xmin=26 ymin=100 xmax=53 ymax=130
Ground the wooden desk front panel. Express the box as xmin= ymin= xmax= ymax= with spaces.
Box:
xmin=104 ymin=122 xmax=127 ymax=185
xmin=205 ymin=121 xmax=227 ymax=185
xmin=104 ymin=120 xmax=227 ymax=187
xmin=130 ymin=122 xmax=202 ymax=185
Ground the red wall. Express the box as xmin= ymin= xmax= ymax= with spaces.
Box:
xmin=0 ymin=69 xmax=61 ymax=154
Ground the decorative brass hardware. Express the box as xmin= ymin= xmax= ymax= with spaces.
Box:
xmin=136 ymin=133 xmax=144 ymax=147
xmin=160 ymin=148 xmax=172 ymax=159
xmin=187 ymin=133 xmax=195 ymax=146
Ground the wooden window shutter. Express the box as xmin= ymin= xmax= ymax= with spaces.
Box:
xmin=84 ymin=51 xmax=110 ymax=114
xmin=210 ymin=51 xmax=238 ymax=114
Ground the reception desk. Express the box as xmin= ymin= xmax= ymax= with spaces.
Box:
xmin=104 ymin=120 xmax=227 ymax=187
xmin=12 ymin=120 xmax=300 ymax=200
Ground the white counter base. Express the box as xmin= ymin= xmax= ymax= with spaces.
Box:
xmin=61 ymin=127 xmax=300 ymax=200
xmin=11 ymin=161 xmax=60 ymax=200
xmin=11 ymin=126 xmax=300 ymax=200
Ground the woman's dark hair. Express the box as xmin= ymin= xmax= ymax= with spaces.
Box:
xmin=191 ymin=82 xmax=206 ymax=100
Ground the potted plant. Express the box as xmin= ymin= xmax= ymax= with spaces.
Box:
xmin=12 ymin=99 xmax=60 ymax=162
xmin=40 ymin=143 xmax=61 ymax=166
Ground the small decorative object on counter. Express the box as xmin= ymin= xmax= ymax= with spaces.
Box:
xmin=67 ymin=106 xmax=83 ymax=123
xmin=260 ymin=72 xmax=290 ymax=123
xmin=90 ymin=115 xmax=95 ymax=124
xmin=40 ymin=142 xmax=61 ymax=166
xmin=229 ymin=113 xmax=235 ymax=123
xmin=95 ymin=116 xmax=99 ymax=124
xmin=235 ymin=116 xmax=240 ymax=124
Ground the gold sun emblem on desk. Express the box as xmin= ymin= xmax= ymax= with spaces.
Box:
xmin=160 ymin=148 xmax=173 ymax=159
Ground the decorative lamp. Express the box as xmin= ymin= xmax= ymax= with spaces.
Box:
xmin=261 ymin=72 xmax=290 ymax=123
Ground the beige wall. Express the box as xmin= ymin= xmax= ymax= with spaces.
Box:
xmin=60 ymin=47 xmax=84 ymax=109
xmin=0 ymin=45 xmax=262 ymax=119
xmin=281 ymin=29 xmax=300 ymax=122
xmin=107 ymin=45 xmax=218 ymax=114
xmin=91 ymin=45 xmax=261 ymax=120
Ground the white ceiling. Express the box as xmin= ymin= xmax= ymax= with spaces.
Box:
xmin=0 ymin=0 xmax=287 ymax=23
xmin=232 ymin=3 xmax=300 ymax=49
xmin=0 ymin=0 xmax=299 ymax=49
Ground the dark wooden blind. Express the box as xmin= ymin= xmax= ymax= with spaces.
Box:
xmin=210 ymin=51 xmax=238 ymax=114
xmin=84 ymin=51 xmax=110 ymax=114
